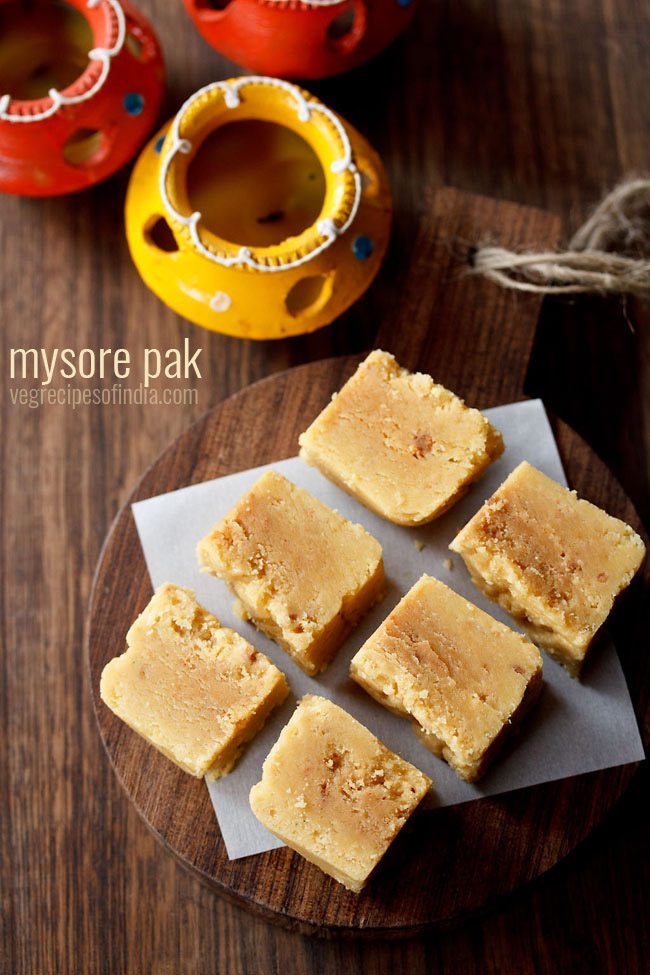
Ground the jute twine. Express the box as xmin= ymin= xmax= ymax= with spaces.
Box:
xmin=470 ymin=178 xmax=650 ymax=300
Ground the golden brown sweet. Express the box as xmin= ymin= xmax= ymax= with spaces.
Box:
xmin=298 ymin=349 xmax=504 ymax=526
xmin=249 ymin=695 xmax=431 ymax=892
xmin=450 ymin=462 xmax=646 ymax=675
xmin=100 ymin=584 xmax=289 ymax=778
xmin=350 ymin=575 xmax=542 ymax=782
xmin=197 ymin=470 xmax=385 ymax=675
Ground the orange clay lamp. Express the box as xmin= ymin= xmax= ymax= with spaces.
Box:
xmin=181 ymin=0 xmax=419 ymax=80
xmin=0 ymin=0 xmax=164 ymax=196
xmin=125 ymin=77 xmax=392 ymax=339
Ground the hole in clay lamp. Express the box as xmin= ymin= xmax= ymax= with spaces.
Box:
xmin=0 ymin=1 xmax=93 ymax=101
xmin=63 ymin=128 xmax=105 ymax=166
xmin=285 ymin=275 xmax=332 ymax=318
xmin=186 ymin=120 xmax=326 ymax=248
xmin=327 ymin=4 xmax=362 ymax=54
xmin=144 ymin=216 xmax=179 ymax=253
xmin=125 ymin=32 xmax=144 ymax=60
xmin=257 ymin=210 xmax=285 ymax=225
xmin=195 ymin=0 xmax=234 ymax=11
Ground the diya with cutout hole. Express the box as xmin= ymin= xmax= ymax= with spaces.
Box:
xmin=0 ymin=0 xmax=164 ymax=197
xmin=182 ymin=0 xmax=419 ymax=80
xmin=125 ymin=77 xmax=392 ymax=339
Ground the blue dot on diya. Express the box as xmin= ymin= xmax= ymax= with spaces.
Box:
xmin=124 ymin=92 xmax=145 ymax=116
xmin=154 ymin=135 xmax=165 ymax=154
xmin=352 ymin=235 xmax=374 ymax=260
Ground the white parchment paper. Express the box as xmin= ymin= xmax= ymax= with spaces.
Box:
xmin=132 ymin=400 xmax=644 ymax=859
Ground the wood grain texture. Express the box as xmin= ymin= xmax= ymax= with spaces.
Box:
xmin=2 ymin=0 xmax=650 ymax=971
xmin=86 ymin=189 xmax=648 ymax=934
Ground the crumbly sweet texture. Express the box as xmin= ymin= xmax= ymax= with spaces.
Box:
xmin=449 ymin=462 xmax=646 ymax=676
xmin=298 ymin=350 xmax=504 ymax=526
xmin=350 ymin=575 xmax=542 ymax=782
xmin=249 ymin=695 xmax=431 ymax=892
xmin=100 ymin=584 xmax=289 ymax=778
xmin=197 ymin=471 xmax=385 ymax=676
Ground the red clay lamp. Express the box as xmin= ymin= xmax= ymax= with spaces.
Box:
xmin=0 ymin=0 xmax=165 ymax=196
xmin=181 ymin=0 xmax=419 ymax=80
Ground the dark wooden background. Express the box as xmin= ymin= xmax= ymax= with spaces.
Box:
xmin=1 ymin=0 xmax=648 ymax=972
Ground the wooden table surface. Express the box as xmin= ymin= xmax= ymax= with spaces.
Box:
xmin=2 ymin=1 xmax=649 ymax=972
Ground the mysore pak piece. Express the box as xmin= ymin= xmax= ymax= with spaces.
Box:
xmin=249 ymin=695 xmax=431 ymax=892
xmin=197 ymin=470 xmax=385 ymax=676
xmin=299 ymin=349 xmax=504 ymax=526
xmin=100 ymin=584 xmax=289 ymax=778
xmin=450 ymin=462 xmax=646 ymax=676
xmin=350 ymin=575 xmax=543 ymax=782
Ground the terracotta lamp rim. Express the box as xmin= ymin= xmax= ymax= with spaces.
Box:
xmin=0 ymin=0 xmax=124 ymax=119
xmin=192 ymin=0 xmax=351 ymax=11
xmin=255 ymin=0 xmax=350 ymax=7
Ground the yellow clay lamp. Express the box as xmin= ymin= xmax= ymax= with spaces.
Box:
xmin=125 ymin=77 xmax=392 ymax=339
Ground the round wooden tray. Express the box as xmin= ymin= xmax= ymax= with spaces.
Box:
xmin=87 ymin=354 xmax=648 ymax=937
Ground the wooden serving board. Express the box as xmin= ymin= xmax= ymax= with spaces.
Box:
xmin=87 ymin=189 xmax=649 ymax=936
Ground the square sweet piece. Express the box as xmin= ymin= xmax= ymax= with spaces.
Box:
xmin=350 ymin=576 xmax=542 ymax=782
xmin=298 ymin=349 xmax=504 ymax=526
xmin=249 ymin=695 xmax=431 ymax=892
xmin=100 ymin=584 xmax=289 ymax=778
xmin=197 ymin=471 xmax=385 ymax=676
xmin=449 ymin=462 xmax=646 ymax=676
